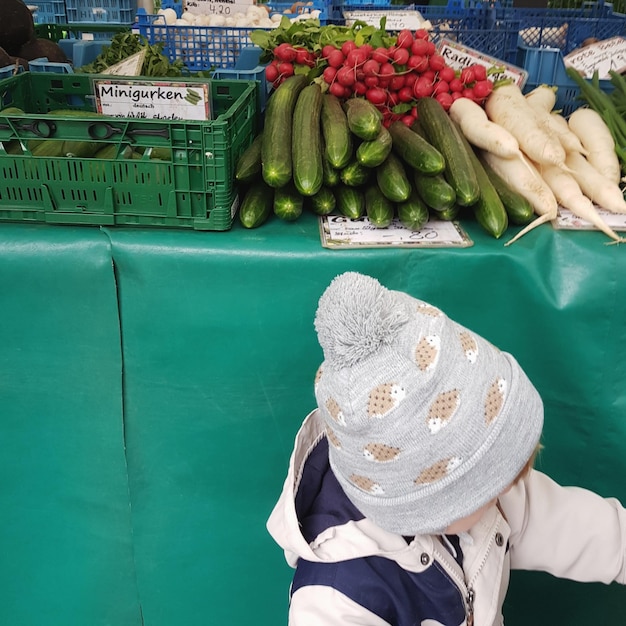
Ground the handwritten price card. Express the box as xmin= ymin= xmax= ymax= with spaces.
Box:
xmin=319 ymin=215 xmax=473 ymax=249
xmin=343 ymin=10 xmax=428 ymax=30
xmin=95 ymin=80 xmax=210 ymax=120
xmin=184 ymin=0 xmax=253 ymax=16
xmin=563 ymin=36 xmax=626 ymax=80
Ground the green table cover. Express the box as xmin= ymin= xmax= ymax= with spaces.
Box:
xmin=1 ymin=215 xmax=625 ymax=625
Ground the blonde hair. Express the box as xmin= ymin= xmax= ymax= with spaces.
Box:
xmin=513 ymin=442 xmax=543 ymax=485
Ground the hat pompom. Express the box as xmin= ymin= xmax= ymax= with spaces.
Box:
xmin=314 ymin=272 xmax=409 ymax=369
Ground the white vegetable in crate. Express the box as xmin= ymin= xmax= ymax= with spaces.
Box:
xmin=158 ymin=7 xmax=177 ymax=24
xmin=567 ymin=108 xmax=621 ymax=184
xmin=210 ymin=14 xmax=226 ymax=26
xmin=181 ymin=11 xmax=196 ymax=22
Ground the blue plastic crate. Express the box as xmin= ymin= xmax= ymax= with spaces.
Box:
xmin=342 ymin=2 xmax=522 ymax=63
xmin=490 ymin=1 xmax=626 ymax=52
xmin=65 ymin=0 xmax=137 ymax=23
xmin=0 ymin=65 xmax=25 ymax=80
xmin=517 ymin=44 xmax=614 ymax=115
xmin=32 ymin=0 xmax=68 ymax=24
xmin=212 ymin=47 xmax=270 ymax=111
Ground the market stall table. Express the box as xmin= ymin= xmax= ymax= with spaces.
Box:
xmin=1 ymin=214 xmax=625 ymax=625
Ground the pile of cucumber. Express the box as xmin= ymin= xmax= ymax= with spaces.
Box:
xmin=236 ymin=76 xmax=534 ymax=237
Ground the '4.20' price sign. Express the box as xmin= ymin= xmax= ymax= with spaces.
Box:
xmin=184 ymin=0 xmax=254 ymax=16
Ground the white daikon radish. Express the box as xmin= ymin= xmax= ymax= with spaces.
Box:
xmin=481 ymin=150 xmax=558 ymax=245
xmin=565 ymin=152 xmax=626 ymax=215
xmin=538 ymin=162 xmax=625 ymax=243
xmin=485 ymin=83 xmax=568 ymax=169
xmin=449 ymin=97 xmax=522 ymax=159
xmin=567 ymin=108 xmax=621 ymax=184
xmin=524 ymin=85 xmax=557 ymax=112
xmin=524 ymin=98 xmax=588 ymax=156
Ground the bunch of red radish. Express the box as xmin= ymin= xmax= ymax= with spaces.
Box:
xmin=264 ymin=28 xmax=495 ymax=127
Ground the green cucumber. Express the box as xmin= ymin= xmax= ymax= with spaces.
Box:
xmin=416 ymin=97 xmax=480 ymax=207
xmin=235 ymin=133 xmax=263 ymax=184
xmin=336 ymin=184 xmax=365 ymax=219
xmin=478 ymin=153 xmax=534 ymax=225
xmin=365 ymin=184 xmax=394 ymax=228
xmin=274 ymin=182 xmax=304 ymax=221
xmin=376 ymin=152 xmax=411 ymax=203
xmin=309 ymin=186 xmax=336 ymax=216
xmin=436 ymin=205 xmax=461 ymax=221
xmin=356 ymin=126 xmax=392 ymax=168
xmin=292 ymin=83 xmax=323 ymax=196
xmin=344 ymin=98 xmax=383 ymax=141
xmin=388 ymin=120 xmax=445 ymax=175
xmin=322 ymin=155 xmax=340 ymax=187
xmin=239 ymin=181 xmax=274 ymax=228
xmin=262 ymin=75 xmax=308 ymax=188
xmin=413 ymin=171 xmax=456 ymax=213
xmin=455 ymin=123 xmax=508 ymax=238
xmin=94 ymin=144 xmax=133 ymax=159
xmin=321 ymin=94 xmax=352 ymax=169
xmin=397 ymin=190 xmax=429 ymax=231
xmin=30 ymin=140 xmax=65 ymax=157
xmin=340 ymin=159 xmax=370 ymax=187
xmin=63 ymin=140 xmax=100 ymax=158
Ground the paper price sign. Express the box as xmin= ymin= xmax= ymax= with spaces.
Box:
xmin=319 ymin=215 xmax=473 ymax=249
xmin=95 ymin=80 xmax=210 ymax=121
xmin=437 ymin=38 xmax=528 ymax=87
xmin=343 ymin=10 xmax=428 ymax=30
xmin=184 ymin=0 xmax=253 ymax=16
xmin=563 ymin=36 xmax=626 ymax=80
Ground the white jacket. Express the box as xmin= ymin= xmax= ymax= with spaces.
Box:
xmin=267 ymin=409 xmax=626 ymax=626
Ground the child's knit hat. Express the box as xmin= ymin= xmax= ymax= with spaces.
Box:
xmin=313 ymin=272 xmax=543 ymax=535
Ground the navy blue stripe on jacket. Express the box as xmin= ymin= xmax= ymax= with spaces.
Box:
xmin=291 ymin=438 xmax=466 ymax=626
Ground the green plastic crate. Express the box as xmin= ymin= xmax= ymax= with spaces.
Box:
xmin=0 ymin=72 xmax=258 ymax=230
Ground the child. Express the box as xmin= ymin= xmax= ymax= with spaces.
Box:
xmin=267 ymin=271 xmax=626 ymax=626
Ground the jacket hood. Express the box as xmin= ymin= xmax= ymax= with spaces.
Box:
xmin=266 ymin=409 xmax=435 ymax=568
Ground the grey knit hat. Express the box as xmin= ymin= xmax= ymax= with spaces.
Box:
xmin=313 ymin=272 xmax=544 ymax=535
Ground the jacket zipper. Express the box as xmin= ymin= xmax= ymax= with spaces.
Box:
xmin=432 ymin=544 xmax=474 ymax=625
xmin=466 ymin=587 xmax=475 ymax=626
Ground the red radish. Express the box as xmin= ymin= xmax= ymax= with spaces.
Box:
xmin=432 ymin=79 xmax=450 ymax=95
xmin=322 ymin=44 xmax=337 ymax=58
xmin=360 ymin=44 xmax=374 ymax=57
xmin=366 ymin=87 xmax=387 ymax=106
xmin=422 ymin=70 xmax=436 ymax=82
xmin=329 ymin=82 xmax=347 ymax=98
xmin=407 ymin=54 xmax=429 ymax=73
xmin=471 ymin=64 xmax=487 ymax=81
xmin=401 ymin=114 xmax=416 ymax=126
xmin=265 ymin=63 xmax=279 ymax=82
xmin=425 ymin=41 xmax=436 ymax=56
xmin=327 ymin=49 xmax=345 ymax=68
xmin=353 ymin=81 xmax=368 ymax=96
xmin=436 ymin=92 xmax=454 ymax=110
xmin=449 ymin=77 xmax=464 ymax=92
xmin=363 ymin=59 xmax=380 ymax=76
xmin=404 ymin=72 xmax=417 ymax=88
xmin=364 ymin=75 xmax=379 ymax=88
xmin=411 ymin=38 xmax=429 ymax=56
xmin=413 ymin=76 xmax=434 ymax=98
xmin=388 ymin=92 xmax=400 ymax=107
xmin=398 ymin=86 xmax=414 ymax=102
xmin=379 ymin=62 xmax=396 ymax=79
xmin=414 ymin=28 xmax=429 ymax=40
xmin=371 ymin=47 xmax=389 ymax=63
xmin=438 ymin=66 xmax=456 ymax=83
xmin=451 ymin=91 xmax=464 ymax=102
xmin=396 ymin=29 xmax=414 ymax=48
xmin=393 ymin=47 xmax=410 ymax=65
xmin=462 ymin=87 xmax=476 ymax=101
xmin=341 ymin=40 xmax=357 ymax=56
xmin=428 ymin=54 xmax=446 ymax=71
xmin=322 ymin=66 xmax=337 ymax=83
xmin=390 ymin=74 xmax=406 ymax=91
xmin=460 ymin=67 xmax=476 ymax=85
xmin=277 ymin=62 xmax=294 ymax=77
xmin=346 ymin=48 xmax=368 ymax=67
xmin=472 ymin=79 xmax=493 ymax=101
xmin=274 ymin=43 xmax=296 ymax=62
xmin=337 ymin=66 xmax=356 ymax=87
